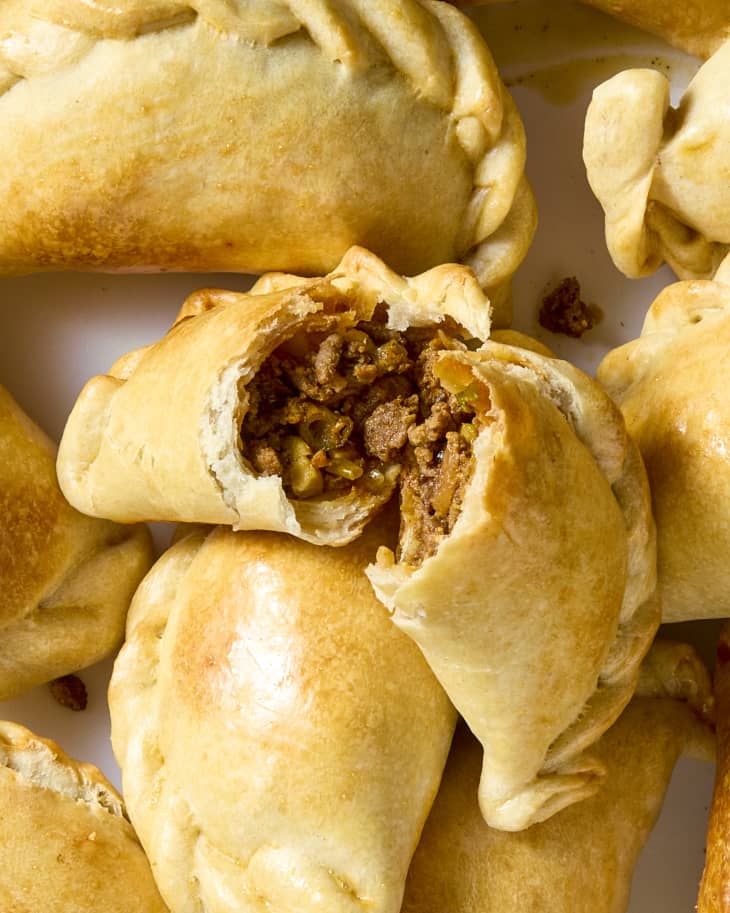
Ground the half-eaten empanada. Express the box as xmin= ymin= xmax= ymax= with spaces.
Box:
xmin=0 ymin=383 xmax=153 ymax=699
xmin=0 ymin=0 xmax=535 ymax=317
xmin=57 ymin=248 xmax=492 ymax=546
xmin=584 ymin=43 xmax=730 ymax=280
xmin=0 ymin=720 xmax=168 ymax=912
xmin=402 ymin=640 xmax=714 ymax=913
xmin=109 ymin=516 xmax=456 ymax=913
xmin=367 ymin=333 xmax=659 ymax=830
xmin=597 ymin=256 xmax=730 ymax=621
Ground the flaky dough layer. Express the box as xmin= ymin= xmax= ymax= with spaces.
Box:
xmin=0 ymin=0 xmax=535 ymax=310
xmin=367 ymin=336 xmax=659 ymax=830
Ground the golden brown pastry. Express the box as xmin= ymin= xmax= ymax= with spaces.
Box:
xmin=583 ymin=42 xmax=730 ymax=280
xmin=698 ymin=622 xmax=730 ymax=913
xmin=0 ymin=0 xmax=535 ymax=313
xmin=0 ymin=383 xmax=153 ymax=700
xmin=403 ymin=640 xmax=714 ymax=913
xmin=448 ymin=0 xmax=730 ymax=57
xmin=57 ymin=248 xmax=493 ymax=546
xmin=367 ymin=332 xmax=659 ymax=830
xmin=108 ymin=516 xmax=456 ymax=913
xmin=0 ymin=720 xmax=169 ymax=912
xmin=597 ymin=257 xmax=730 ymax=621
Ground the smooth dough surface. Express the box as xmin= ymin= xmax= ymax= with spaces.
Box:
xmin=57 ymin=247 xmax=493 ymax=545
xmin=584 ymin=41 xmax=730 ymax=280
xmin=403 ymin=640 xmax=714 ymax=913
xmin=0 ymin=0 xmax=535 ymax=308
xmin=109 ymin=515 xmax=457 ymax=913
xmin=0 ymin=384 xmax=153 ymax=699
xmin=368 ymin=336 xmax=659 ymax=830
xmin=0 ymin=720 xmax=168 ymax=913
xmin=597 ymin=258 xmax=730 ymax=621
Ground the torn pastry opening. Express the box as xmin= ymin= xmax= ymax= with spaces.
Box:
xmin=238 ymin=298 xmax=487 ymax=547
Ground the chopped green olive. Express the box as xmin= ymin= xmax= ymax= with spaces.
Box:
xmin=283 ymin=436 xmax=323 ymax=498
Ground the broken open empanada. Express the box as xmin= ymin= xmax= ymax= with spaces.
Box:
xmin=402 ymin=640 xmax=714 ymax=913
xmin=0 ymin=720 xmax=168 ymax=912
xmin=584 ymin=41 xmax=730 ymax=280
xmin=0 ymin=384 xmax=153 ymax=699
xmin=367 ymin=333 xmax=660 ymax=830
xmin=597 ymin=257 xmax=730 ymax=621
xmin=0 ymin=0 xmax=535 ymax=317
xmin=109 ymin=516 xmax=456 ymax=913
xmin=57 ymin=248 xmax=492 ymax=546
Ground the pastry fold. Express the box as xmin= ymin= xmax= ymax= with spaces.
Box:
xmin=583 ymin=43 xmax=730 ymax=280
xmin=0 ymin=720 xmax=168 ymax=913
xmin=367 ymin=334 xmax=659 ymax=830
xmin=0 ymin=0 xmax=535 ymax=312
xmin=597 ymin=257 xmax=730 ymax=621
xmin=403 ymin=640 xmax=714 ymax=913
xmin=108 ymin=516 xmax=457 ymax=913
xmin=0 ymin=384 xmax=153 ymax=700
xmin=57 ymin=248 xmax=492 ymax=546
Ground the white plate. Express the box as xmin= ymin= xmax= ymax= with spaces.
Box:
xmin=0 ymin=2 xmax=719 ymax=910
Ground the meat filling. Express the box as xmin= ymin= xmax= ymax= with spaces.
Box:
xmin=240 ymin=314 xmax=482 ymax=562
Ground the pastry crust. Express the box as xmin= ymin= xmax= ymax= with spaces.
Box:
xmin=57 ymin=247 xmax=492 ymax=546
xmin=0 ymin=0 xmax=535 ymax=310
xmin=403 ymin=640 xmax=714 ymax=913
xmin=698 ymin=621 xmax=730 ymax=913
xmin=597 ymin=258 xmax=730 ymax=621
xmin=583 ymin=43 xmax=730 ymax=280
xmin=0 ymin=384 xmax=153 ymax=700
xmin=367 ymin=336 xmax=659 ymax=830
xmin=0 ymin=720 xmax=168 ymax=912
xmin=108 ymin=515 xmax=457 ymax=913
xmin=449 ymin=0 xmax=730 ymax=57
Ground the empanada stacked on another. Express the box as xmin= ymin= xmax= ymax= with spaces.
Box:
xmin=584 ymin=39 xmax=730 ymax=281
xmin=0 ymin=0 xmax=536 ymax=322
xmin=403 ymin=640 xmax=715 ymax=913
xmin=0 ymin=720 xmax=169 ymax=912
xmin=598 ymin=257 xmax=730 ymax=622
xmin=0 ymin=383 xmax=153 ymax=699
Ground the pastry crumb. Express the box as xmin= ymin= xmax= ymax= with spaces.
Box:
xmin=538 ymin=277 xmax=601 ymax=338
xmin=49 ymin=674 xmax=88 ymax=712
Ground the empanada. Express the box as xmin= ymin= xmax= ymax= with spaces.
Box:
xmin=597 ymin=257 xmax=730 ymax=621
xmin=0 ymin=0 xmax=535 ymax=316
xmin=403 ymin=640 xmax=714 ymax=913
xmin=584 ymin=42 xmax=730 ymax=280
xmin=367 ymin=333 xmax=659 ymax=830
xmin=0 ymin=720 xmax=168 ymax=912
xmin=0 ymin=383 xmax=153 ymax=700
xmin=108 ymin=517 xmax=457 ymax=913
xmin=57 ymin=248 xmax=492 ymax=546
xmin=698 ymin=621 xmax=730 ymax=913
xmin=448 ymin=0 xmax=730 ymax=58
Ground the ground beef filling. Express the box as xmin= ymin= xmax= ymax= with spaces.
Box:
xmin=240 ymin=318 xmax=480 ymax=560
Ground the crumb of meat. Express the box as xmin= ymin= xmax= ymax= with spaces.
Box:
xmin=49 ymin=674 xmax=88 ymax=712
xmin=538 ymin=277 xmax=602 ymax=338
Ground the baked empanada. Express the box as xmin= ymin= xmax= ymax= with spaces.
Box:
xmin=403 ymin=640 xmax=714 ymax=913
xmin=367 ymin=333 xmax=659 ymax=830
xmin=0 ymin=720 xmax=168 ymax=912
xmin=0 ymin=0 xmax=535 ymax=315
xmin=698 ymin=621 xmax=730 ymax=913
xmin=57 ymin=248 xmax=492 ymax=546
xmin=449 ymin=0 xmax=730 ymax=58
xmin=597 ymin=257 xmax=730 ymax=621
xmin=108 ymin=517 xmax=456 ymax=913
xmin=0 ymin=383 xmax=153 ymax=700
xmin=584 ymin=42 xmax=730 ymax=280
